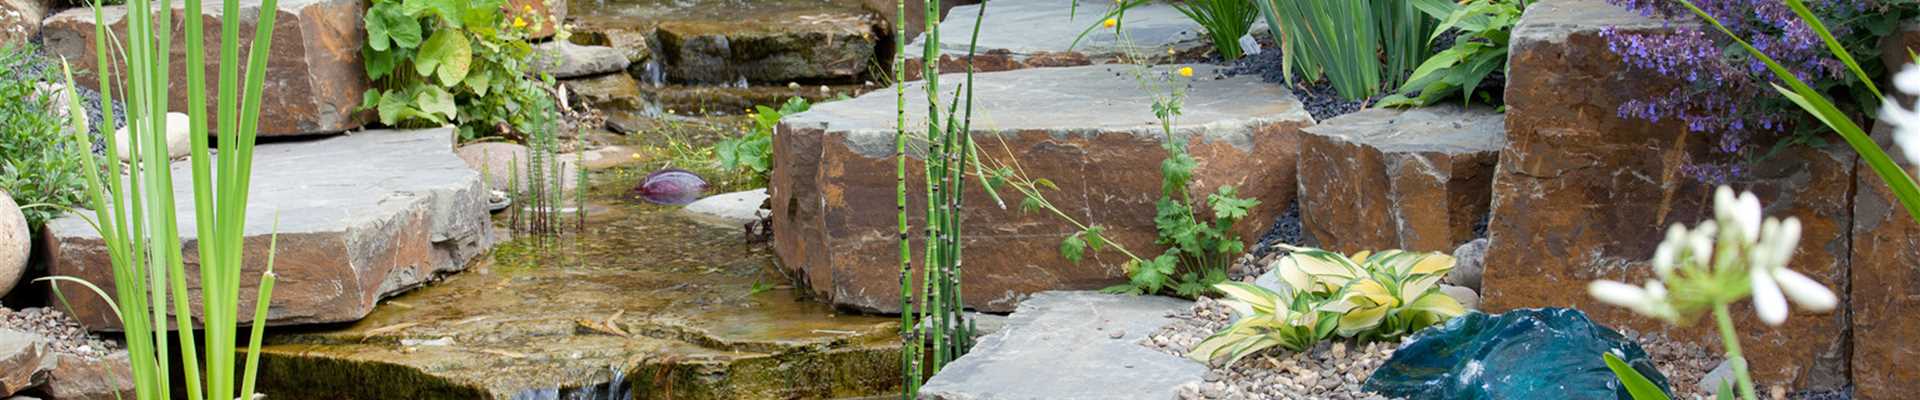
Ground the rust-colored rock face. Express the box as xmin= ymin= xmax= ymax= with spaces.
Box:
xmin=1298 ymin=106 xmax=1504 ymax=254
xmin=1850 ymin=122 xmax=1920 ymax=400
xmin=1852 ymin=23 xmax=1920 ymax=400
xmin=41 ymin=0 xmax=372 ymax=137
xmin=1484 ymin=0 xmax=1853 ymax=389
xmin=773 ymin=65 xmax=1310 ymax=313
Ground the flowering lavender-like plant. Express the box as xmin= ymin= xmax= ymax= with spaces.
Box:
xmin=1602 ymin=0 xmax=1890 ymax=184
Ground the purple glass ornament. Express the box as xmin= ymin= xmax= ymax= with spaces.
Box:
xmin=633 ymin=168 xmax=708 ymax=205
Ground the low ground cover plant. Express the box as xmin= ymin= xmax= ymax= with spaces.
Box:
xmin=0 ymin=43 xmax=88 ymax=229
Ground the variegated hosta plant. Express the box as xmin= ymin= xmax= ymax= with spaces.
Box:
xmin=1187 ymin=282 xmax=1341 ymax=364
xmin=1277 ymin=245 xmax=1468 ymax=340
xmin=1190 ymin=245 xmax=1469 ymax=364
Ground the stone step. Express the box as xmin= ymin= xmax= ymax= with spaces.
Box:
xmin=903 ymin=0 xmax=1218 ymax=79
xmin=1484 ymin=0 xmax=1857 ymax=391
xmin=251 ymin=204 xmax=902 ymax=400
xmin=1297 ymin=105 xmax=1504 ymax=254
xmin=918 ymin=291 xmax=1203 ymax=400
xmin=43 ymin=128 xmax=493 ymax=329
xmin=772 ymin=64 xmax=1310 ymax=313
xmin=41 ymin=0 xmax=372 ymax=137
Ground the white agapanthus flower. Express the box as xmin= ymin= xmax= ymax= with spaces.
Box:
xmin=1589 ymin=186 xmax=1837 ymax=326
xmin=1883 ymin=63 xmax=1920 ymax=163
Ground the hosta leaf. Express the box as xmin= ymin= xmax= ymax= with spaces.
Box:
xmin=1335 ymin=304 xmax=1388 ymax=337
xmin=1406 ymin=291 xmax=1467 ymax=319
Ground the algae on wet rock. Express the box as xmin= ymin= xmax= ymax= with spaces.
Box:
xmin=1364 ymin=308 xmax=1671 ymax=400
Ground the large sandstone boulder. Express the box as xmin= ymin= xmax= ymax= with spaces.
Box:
xmin=44 ymin=128 xmax=492 ymax=329
xmin=41 ymin=0 xmax=373 ymax=137
xmin=655 ymin=12 xmax=878 ymax=84
xmin=1483 ymin=0 xmax=1852 ymax=389
xmin=1297 ymin=105 xmax=1503 ymax=253
xmin=903 ymin=0 xmax=1213 ymax=79
xmin=0 ymin=191 xmax=26 ymax=299
xmin=773 ymin=65 xmax=1309 ymax=313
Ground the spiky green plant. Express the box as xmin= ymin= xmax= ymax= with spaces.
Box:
xmin=898 ymin=0 xmax=981 ymax=396
xmin=46 ymin=0 xmax=282 ymax=397
xmin=1254 ymin=0 xmax=1437 ymax=101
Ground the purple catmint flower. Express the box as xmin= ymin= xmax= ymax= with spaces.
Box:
xmin=1600 ymin=0 xmax=1879 ymax=183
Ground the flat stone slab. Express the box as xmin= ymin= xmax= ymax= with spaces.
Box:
xmin=905 ymin=0 xmax=1215 ymax=77
xmin=43 ymin=0 xmax=373 ymax=136
xmin=1298 ymin=105 xmax=1504 ymax=253
xmin=773 ymin=65 xmax=1310 ymax=313
xmin=681 ymin=189 xmax=769 ymax=227
xmin=253 ymin=204 xmax=902 ymax=400
xmin=45 ymin=128 xmax=492 ymax=329
xmin=919 ymin=291 xmax=1204 ymax=400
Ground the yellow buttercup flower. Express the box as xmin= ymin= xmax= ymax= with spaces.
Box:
xmin=523 ymin=4 xmax=534 ymax=12
xmin=513 ymin=17 xmax=528 ymax=29
xmin=1178 ymin=66 xmax=1193 ymax=77
xmin=1103 ymin=18 xmax=1117 ymax=29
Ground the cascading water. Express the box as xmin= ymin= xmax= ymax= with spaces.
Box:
xmin=509 ymin=365 xmax=631 ymax=400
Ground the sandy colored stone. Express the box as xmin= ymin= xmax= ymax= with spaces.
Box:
xmin=0 ymin=329 xmax=43 ymax=396
xmin=773 ymin=65 xmax=1309 ymax=313
xmin=41 ymin=0 xmax=373 ymax=137
xmin=0 ymin=0 xmax=49 ymax=44
xmin=45 ymin=128 xmax=492 ymax=329
xmin=1482 ymin=0 xmax=1851 ymax=390
xmin=40 ymin=352 xmax=134 ymax=400
xmin=1297 ymin=105 xmax=1503 ymax=254
xmin=0 ymin=191 xmax=25 ymax=299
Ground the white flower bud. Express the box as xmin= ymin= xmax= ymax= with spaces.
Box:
xmin=1751 ymin=270 xmax=1788 ymax=326
xmin=1735 ymin=191 xmax=1763 ymax=243
xmin=1590 ymin=280 xmax=1650 ymax=310
xmin=1772 ymin=268 xmax=1837 ymax=312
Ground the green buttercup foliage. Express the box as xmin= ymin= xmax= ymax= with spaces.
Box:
xmin=1380 ymin=0 xmax=1528 ymax=107
xmin=360 ymin=0 xmax=551 ymax=140
xmin=0 ymin=43 xmax=89 ymax=229
xmin=1190 ymin=246 xmax=1467 ymax=364
xmin=1094 ymin=131 xmax=1259 ymax=298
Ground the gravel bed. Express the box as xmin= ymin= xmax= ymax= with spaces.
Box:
xmin=0 ymin=306 xmax=119 ymax=360
xmin=1222 ymin=48 xmax=1382 ymax=122
xmin=1144 ymin=296 xmax=1400 ymax=400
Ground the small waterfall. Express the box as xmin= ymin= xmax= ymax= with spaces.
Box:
xmin=640 ymin=60 xmax=667 ymax=88
xmin=509 ymin=365 xmax=631 ymax=400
